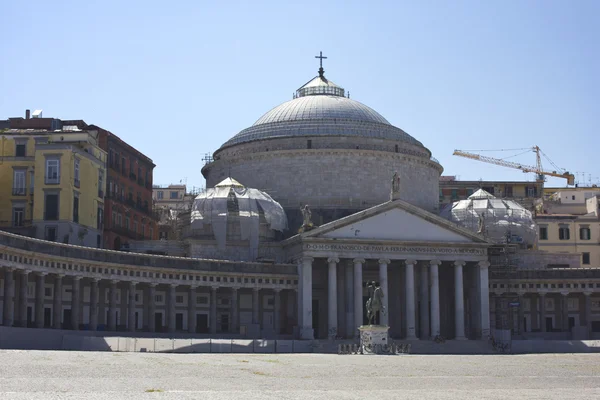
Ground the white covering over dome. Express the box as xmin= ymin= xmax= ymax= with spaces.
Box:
xmin=190 ymin=178 xmax=288 ymax=258
xmin=440 ymin=189 xmax=537 ymax=246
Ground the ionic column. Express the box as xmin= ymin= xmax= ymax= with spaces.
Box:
xmin=128 ymin=281 xmax=136 ymax=332
xmin=419 ymin=263 xmax=429 ymax=338
xmin=429 ymin=260 xmax=441 ymax=338
xmin=300 ymin=257 xmax=314 ymax=339
xmin=561 ymin=292 xmax=570 ymax=333
xmin=147 ymin=284 xmax=156 ymax=333
xmin=584 ymin=292 xmax=593 ymax=339
xmin=89 ymin=279 xmax=99 ymax=331
xmin=19 ymin=270 xmax=30 ymax=327
xmin=454 ymin=261 xmax=466 ymax=340
xmin=210 ymin=286 xmax=218 ymax=334
xmin=378 ymin=259 xmax=390 ymax=327
xmin=231 ymin=287 xmax=239 ymax=334
xmin=168 ymin=284 xmax=176 ymax=333
xmin=35 ymin=272 xmax=46 ymax=329
xmin=539 ymin=292 xmax=546 ymax=333
xmin=274 ymin=288 xmax=281 ymax=336
xmin=188 ymin=286 xmax=197 ymax=334
xmin=296 ymin=263 xmax=303 ymax=330
xmin=71 ymin=277 xmax=82 ymax=330
xmin=3 ymin=268 xmax=15 ymax=327
xmin=353 ymin=258 xmax=365 ymax=335
xmin=405 ymin=260 xmax=417 ymax=339
xmin=327 ymin=257 xmax=339 ymax=337
xmin=344 ymin=262 xmax=354 ymax=338
xmin=108 ymin=280 xmax=118 ymax=331
xmin=53 ymin=274 xmax=64 ymax=329
xmin=478 ymin=261 xmax=491 ymax=338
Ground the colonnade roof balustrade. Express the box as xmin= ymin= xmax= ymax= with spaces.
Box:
xmin=0 ymin=230 xmax=297 ymax=285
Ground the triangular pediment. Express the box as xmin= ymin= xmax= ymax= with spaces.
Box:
xmin=303 ymin=200 xmax=487 ymax=243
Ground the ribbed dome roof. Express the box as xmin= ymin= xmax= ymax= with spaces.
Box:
xmin=218 ymin=72 xmax=424 ymax=149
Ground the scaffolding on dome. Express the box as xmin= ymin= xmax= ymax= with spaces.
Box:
xmin=440 ymin=189 xmax=537 ymax=248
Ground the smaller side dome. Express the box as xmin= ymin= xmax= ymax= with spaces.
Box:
xmin=190 ymin=178 xmax=288 ymax=258
xmin=440 ymin=190 xmax=537 ymax=247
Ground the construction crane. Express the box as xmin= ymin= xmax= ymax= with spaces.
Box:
xmin=453 ymin=146 xmax=575 ymax=185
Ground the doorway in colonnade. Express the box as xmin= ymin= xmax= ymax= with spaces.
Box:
xmin=196 ymin=314 xmax=208 ymax=333
xmin=154 ymin=312 xmax=163 ymax=332
xmin=312 ymin=299 xmax=319 ymax=338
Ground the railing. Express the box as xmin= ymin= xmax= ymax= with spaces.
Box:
xmin=44 ymin=176 xmax=60 ymax=185
xmin=0 ymin=230 xmax=297 ymax=275
xmin=12 ymin=187 xmax=26 ymax=196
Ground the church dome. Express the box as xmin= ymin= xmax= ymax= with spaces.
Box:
xmin=220 ymin=73 xmax=422 ymax=149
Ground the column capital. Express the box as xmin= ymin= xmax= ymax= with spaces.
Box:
xmin=538 ymin=290 xmax=547 ymax=297
xmin=35 ymin=271 xmax=48 ymax=277
xmin=169 ymin=283 xmax=178 ymax=289
xmin=453 ymin=260 xmax=466 ymax=267
xmin=429 ymin=259 xmax=442 ymax=266
xmin=583 ymin=291 xmax=593 ymax=297
xmin=378 ymin=258 xmax=391 ymax=265
xmin=353 ymin=258 xmax=365 ymax=264
xmin=478 ymin=261 xmax=491 ymax=269
xmin=110 ymin=279 xmax=119 ymax=285
xmin=231 ymin=286 xmax=240 ymax=292
xmin=404 ymin=259 xmax=417 ymax=266
xmin=129 ymin=281 xmax=137 ymax=287
xmin=252 ymin=287 xmax=260 ymax=292
xmin=189 ymin=285 xmax=198 ymax=290
xmin=148 ymin=282 xmax=158 ymax=288
xmin=300 ymin=256 xmax=314 ymax=264
xmin=90 ymin=277 xmax=100 ymax=283
xmin=274 ymin=288 xmax=282 ymax=293
xmin=20 ymin=269 xmax=31 ymax=275
xmin=210 ymin=286 xmax=219 ymax=292
xmin=560 ymin=291 xmax=570 ymax=297
xmin=327 ymin=257 xmax=339 ymax=264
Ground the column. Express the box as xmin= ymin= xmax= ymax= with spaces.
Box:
xmin=353 ymin=258 xmax=364 ymax=334
xmin=296 ymin=263 xmax=303 ymax=330
xmin=128 ymin=281 xmax=136 ymax=332
xmin=210 ymin=286 xmax=218 ymax=334
xmin=188 ymin=286 xmax=197 ymax=334
xmin=35 ymin=272 xmax=46 ymax=329
xmin=405 ymin=260 xmax=417 ymax=339
xmin=539 ymin=292 xmax=546 ymax=333
xmin=3 ymin=268 xmax=15 ymax=327
xmin=19 ymin=270 xmax=29 ymax=327
xmin=517 ymin=292 xmax=525 ymax=335
xmin=108 ymin=280 xmax=117 ymax=331
xmin=98 ymin=281 xmax=106 ymax=327
xmin=429 ymin=260 xmax=441 ymax=338
xmin=231 ymin=287 xmax=239 ymax=334
xmin=274 ymin=288 xmax=281 ymax=336
xmin=378 ymin=259 xmax=390 ymax=327
xmin=53 ymin=274 xmax=64 ymax=329
xmin=561 ymin=292 xmax=570 ymax=333
xmin=148 ymin=284 xmax=156 ymax=333
xmin=419 ymin=263 xmax=429 ymax=338
xmin=478 ymin=261 xmax=491 ymax=338
xmin=71 ymin=277 xmax=81 ymax=330
xmin=344 ymin=262 xmax=354 ymax=338
xmin=300 ymin=257 xmax=314 ymax=339
xmin=327 ymin=257 xmax=339 ymax=337
xmin=168 ymin=284 xmax=176 ymax=333
xmin=252 ymin=287 xmax=260 ymax=325
xmin=89 ymin=279 xmax=99 ymax=331
xmin=454 ymin=261 xmax=466 ymax=340
xmin=119 ymin=286 xmax=127 ymax=328
xmin=584 ymin=292 xmax=593 ymax=339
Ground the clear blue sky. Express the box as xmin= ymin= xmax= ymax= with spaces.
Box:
xmin=2 ymin=1 xmax=598 ymax=190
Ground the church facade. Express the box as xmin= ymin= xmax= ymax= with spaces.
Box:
xmin=1 ymin=57 xmax=600 ymax=346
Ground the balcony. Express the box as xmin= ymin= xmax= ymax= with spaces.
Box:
xmin=98 ymin=189 xmax=104 ymax=198
xmin=12 ymin=187 xmax=26 ymax=196
xmin=74 ymin=179 xmax=80 ymax=188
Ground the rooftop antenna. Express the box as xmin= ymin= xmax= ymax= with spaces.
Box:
xmin=315 ymin=51 xmax=327 ymax=78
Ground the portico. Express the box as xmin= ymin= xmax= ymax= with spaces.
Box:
xmin=284 ymin=199 xmax=491 ymax=340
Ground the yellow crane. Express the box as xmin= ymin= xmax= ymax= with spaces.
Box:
xmin=453 ymin=146 xmax=575 ymax=185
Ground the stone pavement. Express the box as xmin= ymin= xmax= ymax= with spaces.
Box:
xmin=0 ymin=351 xmax=599 ymax=399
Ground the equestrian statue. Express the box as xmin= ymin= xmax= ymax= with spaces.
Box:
xmin=366 ymin=281 xmax=386 ymax=326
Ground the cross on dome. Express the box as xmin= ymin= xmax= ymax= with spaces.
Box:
xmin=315 ymin=51 xmax=327 ymax=77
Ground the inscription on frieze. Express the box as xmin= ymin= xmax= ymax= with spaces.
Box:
xmin=303 ymin=243 xmax=485 ymax=256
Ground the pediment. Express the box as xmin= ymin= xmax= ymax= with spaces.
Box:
xmin=304 ymin=200 xmax=487 ymax=243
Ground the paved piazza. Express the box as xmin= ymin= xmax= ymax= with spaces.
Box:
xmin=0 ymin=351 xmax=599 ymax=399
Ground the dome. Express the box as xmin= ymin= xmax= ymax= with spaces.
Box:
xmin=190 ymin=178 xmax=288 ymax=257
xmin=219 ymin=74 xmax=423 ymax=148
xmin=440 ymin=189 xmax=537 ymax=247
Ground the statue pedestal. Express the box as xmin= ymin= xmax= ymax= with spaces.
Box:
xmin=359 ymin=325 xmax=390 ymax=355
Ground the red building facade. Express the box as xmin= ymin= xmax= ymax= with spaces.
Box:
xmin=95 ymin=126 xmax=158 ymax=249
